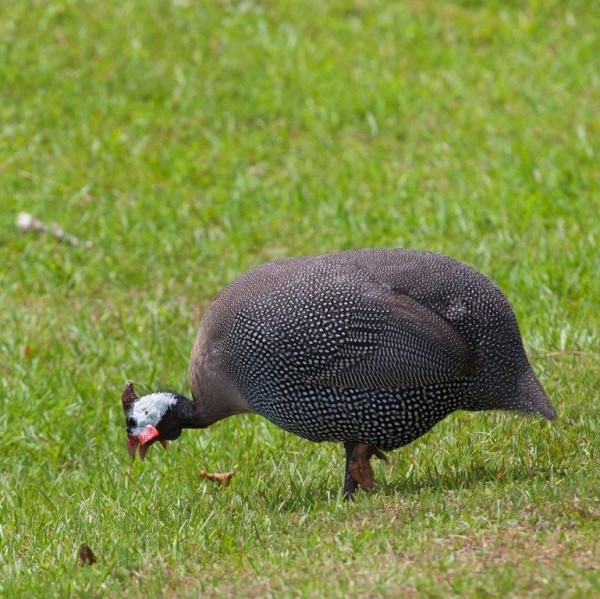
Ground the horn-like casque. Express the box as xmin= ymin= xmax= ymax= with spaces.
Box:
xmin=121 ymin=381 xmax=138 ymax=412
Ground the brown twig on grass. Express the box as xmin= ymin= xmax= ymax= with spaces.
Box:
xmin=16 ymin=211 xmax=93 ymax=248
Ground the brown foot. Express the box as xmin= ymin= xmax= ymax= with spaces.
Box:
xmin=343 ymin=442 xmax=388 ymax=499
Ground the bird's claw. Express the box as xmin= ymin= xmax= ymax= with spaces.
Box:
xmin=343 ymin=442 xmax=387 ymax=498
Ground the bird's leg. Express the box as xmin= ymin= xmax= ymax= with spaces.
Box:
xmin=343 ymin=442 xmax=388 ymax=499
xmin=343 ymin=442 xmax=359 ymax=497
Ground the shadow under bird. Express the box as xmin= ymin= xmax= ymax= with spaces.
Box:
xmin=121 ymin=249 xmax=556 ymax=496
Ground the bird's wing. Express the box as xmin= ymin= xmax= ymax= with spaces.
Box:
xmin=233 ymin=273 xmax=481 ymax=390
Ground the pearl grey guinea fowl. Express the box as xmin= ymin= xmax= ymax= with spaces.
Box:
xmin=122 ymin=249 xmax=556 ymax=496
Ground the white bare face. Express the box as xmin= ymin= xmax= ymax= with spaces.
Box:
xmin=127 ymin=392 xmax=177 ymax=436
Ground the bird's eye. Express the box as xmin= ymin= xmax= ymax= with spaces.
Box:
xmin=127 ymin=417 xmax=136 ymax=428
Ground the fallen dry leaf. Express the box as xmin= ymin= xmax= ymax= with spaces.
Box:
xmin=199 ymin=470 xmax=235 ymax=487
xmin=77 ymin=543 xmax=97 ymax=566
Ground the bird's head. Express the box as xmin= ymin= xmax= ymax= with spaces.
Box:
xmin=121 ymin=382 xmax=186 ymax=460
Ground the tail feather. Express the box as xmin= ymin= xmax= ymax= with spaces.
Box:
xmin=519 ymin=369 xmax=556 ymax=420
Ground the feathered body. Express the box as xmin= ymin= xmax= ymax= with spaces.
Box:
xmin=189 ymin=249 xmax=554 ymax=450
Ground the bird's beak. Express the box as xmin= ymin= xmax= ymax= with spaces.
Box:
xmin=127 ymin=426 xmax=167 ymax=460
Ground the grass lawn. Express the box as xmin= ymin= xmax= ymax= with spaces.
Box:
xmin=1 ymin=0 xmax=599 ymax=596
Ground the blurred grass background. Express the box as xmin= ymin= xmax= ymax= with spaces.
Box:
xmin=0 ymin=0 xmax=598 ymax=596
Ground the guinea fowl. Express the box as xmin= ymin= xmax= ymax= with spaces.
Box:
xmin=121 ymin=249 xmax=556 ymax=496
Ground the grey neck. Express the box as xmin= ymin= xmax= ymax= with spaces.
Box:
xmin=176 ymin=393 xmax=249 ymax=429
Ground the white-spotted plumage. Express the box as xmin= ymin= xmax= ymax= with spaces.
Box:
xmin=211 ymin=249 xmax=556 ymax=450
